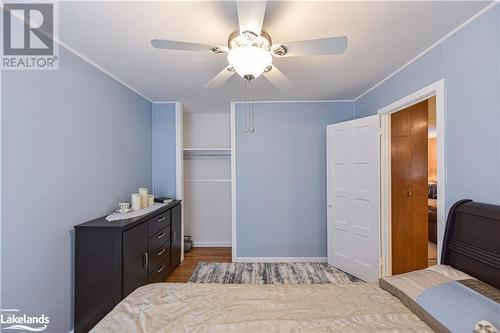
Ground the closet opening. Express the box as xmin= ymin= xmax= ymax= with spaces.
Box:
xmin=168 ymin=103 xmax=232 ymax=282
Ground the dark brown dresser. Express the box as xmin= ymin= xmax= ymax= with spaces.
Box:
xmin=74 ymin=201 xmax=181 ymax=333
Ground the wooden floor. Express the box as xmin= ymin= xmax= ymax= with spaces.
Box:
xmin=166 ymin=247 xmax=232 ymax=283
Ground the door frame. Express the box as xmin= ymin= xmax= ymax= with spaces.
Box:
xmin=230 ymin=102 xmax=237 ymax=262
xmin=175 ymin=102 xmax=184 ymax=262
xmin=378 ymin=79 xmax=446 ymax=276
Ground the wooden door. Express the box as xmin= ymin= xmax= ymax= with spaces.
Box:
xmin=122 ymin=223 xmax=148 ymax=297
xmin=327 ymin=115 xmax=380 ymax=282
xmin=391 ymin=100 xmax=428 ymax=274
xmin=171 ymin=204 xmax=182 ymax=269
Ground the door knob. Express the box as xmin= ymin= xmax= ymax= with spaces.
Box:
xmin=407 ymin=191 xmax=412 ymax=196
xmin=328 ymin=201 xmax=333 ymax=207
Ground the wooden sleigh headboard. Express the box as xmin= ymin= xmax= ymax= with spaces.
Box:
xmin=441 ymin=200 xmax=500 ymax=289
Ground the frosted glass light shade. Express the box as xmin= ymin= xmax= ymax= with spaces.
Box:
xmin=227 ymin=45 xmax=272 ymax=79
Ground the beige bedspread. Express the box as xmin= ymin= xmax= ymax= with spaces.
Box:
xmin=92 ymin=283 xmax=431 ymax=332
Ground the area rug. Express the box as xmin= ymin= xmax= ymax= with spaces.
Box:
xmin=189 ymin=262 xmax=362 ymax=284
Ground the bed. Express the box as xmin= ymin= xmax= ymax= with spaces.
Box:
xmin=428 ymin=181 xmax=438 ymax=243
xmin=90 ymin=281 xmax=432 ymax=332
xmin=91 ymin=200 xmax=500 ymax=333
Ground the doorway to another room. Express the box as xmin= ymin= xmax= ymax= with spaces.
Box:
xmin=427 ymin=99 xmax=438 ymax=267
xmin=390 ymin=96 xmax=438 ymax=274
xmin=379 ymin=80 xmax=445 ymax=277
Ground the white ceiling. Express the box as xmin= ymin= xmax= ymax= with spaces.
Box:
xmin=59 ymin=1 xmax=491 ymax=102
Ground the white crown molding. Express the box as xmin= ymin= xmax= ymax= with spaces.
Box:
xmin=24 ymin=2 xmax=495 ymax=107
xmin=232 ymin=99 xmax=354 ymax=104
xmin=57 ymin=40 xmax=153 ymax=102
xmin=156 ymin=100 xmax=354 ymax=104
xmin=354 ymin=2 xmax=498 ymax=102
xmin=0 ymin=5 xmax=151 ymax=102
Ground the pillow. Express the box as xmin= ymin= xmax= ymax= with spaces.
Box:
xmin=379 ymin=265 xmax=500 ymax=333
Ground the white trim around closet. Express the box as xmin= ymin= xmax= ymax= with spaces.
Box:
xmin=175 ymin=102 xmax=184 ymax=262
xmin=378 ymin=79 xmax=446 ymax=276
xmin=230 ymin=103 xmax=237 ymax=262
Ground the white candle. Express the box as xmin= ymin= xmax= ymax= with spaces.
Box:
xmin=138 ymin=188 xmax=148 ymax=208
xmin=147 ymin=195 xmax=154 ymax=207
xmin=131 ymin=193 xmax=141 ymax=211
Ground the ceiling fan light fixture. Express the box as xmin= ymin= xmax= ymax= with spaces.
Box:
xmin=227 ymin=45 xmax=272 ymax=80
xmin=226 ymin=31 xmax=272 ymax=80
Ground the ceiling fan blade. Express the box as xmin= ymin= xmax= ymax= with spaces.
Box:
xmin=275 ymin=36 xmax=348 ymax=57
xmin=236 ymin=1 xmax=267 ymax=35
xmin=151 ymin=39 xmax=223 ymax=53
xmin=205 ymin=66 xmax=235 ymax=88
xmin=263 ymin=65 xmax=293 ymax=90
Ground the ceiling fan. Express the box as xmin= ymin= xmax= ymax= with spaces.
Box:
xmin=151 ymin=1 xmax=347 ymax=90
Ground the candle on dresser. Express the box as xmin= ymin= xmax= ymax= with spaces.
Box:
xmin=131 ymin=193 xmax=141 ymax=211
xmin=138 ymin=187 xmax=148 ymax=208
xmin=147 ymin=195 xmax=154 ymax=207
xmin=141 ymin=195 xmax=148 ymax=209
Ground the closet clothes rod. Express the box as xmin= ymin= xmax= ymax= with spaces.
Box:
xmin=184 ymin=179 xmax=231 ymax=183
xmin=183 ymin=151 xmax=231 ymax=159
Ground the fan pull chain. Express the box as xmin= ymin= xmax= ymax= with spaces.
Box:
xmin=243 ymin=79 xmax=255 ymax=134
xmin=249 ymin=83 xmax=255 ymax=134
xmin=244 ymin=80 xmax=249 ymax=133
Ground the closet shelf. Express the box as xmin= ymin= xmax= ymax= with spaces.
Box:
xmin=183 ymin=148 xmax=230 ymax=151
xmin=183 ymin=148 xmax=231 ymax=159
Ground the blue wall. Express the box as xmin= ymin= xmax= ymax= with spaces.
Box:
xmin=1 ymin=47 xmax=152 ymax=332
xmin=235 ymin=102 xmax=354 ymax=258
xmin=152 ymin=103 xmax=177 ymax=198
xmin=355 ymin=5 xmax=500 ymax=210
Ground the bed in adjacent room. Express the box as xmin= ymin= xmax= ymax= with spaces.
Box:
xmin=91 ymin=200 xmax=500 ymax=333
xmin=428 ymin=181 xmax=438 ymax=243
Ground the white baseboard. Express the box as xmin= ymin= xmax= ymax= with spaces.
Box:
xmin=192 ymin=242 xmax=232 ymax=247
xmin=234 ymin=257 xmax=328 ymax=263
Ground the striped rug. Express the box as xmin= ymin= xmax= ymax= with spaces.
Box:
xmin=189 ymin=262 xmax=362 ymax=284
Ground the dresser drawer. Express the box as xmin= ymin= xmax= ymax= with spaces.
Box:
xmin=147 ymin=259 xmax=170 ymax=284
xmin=148 ymin=228 xmax=170 ymax=254
xmin=148 ymin=245 xmax=170 ymax=274
xmin=148 ymin=211 xmax=171 ymax=237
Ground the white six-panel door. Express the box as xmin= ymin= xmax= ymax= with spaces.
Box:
xmin=327 ymin=115 xmax=380 ymax=282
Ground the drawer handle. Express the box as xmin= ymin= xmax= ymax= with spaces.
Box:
xmin=157 ymin=216 xmax=166 ymax=222
xmin=157 ymin=232 xmax=166 ymax=239
xmin=157 ymin=248 xmax=166 ymax=256
xmin=157 ymin=264 xmax=166 ymax=273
